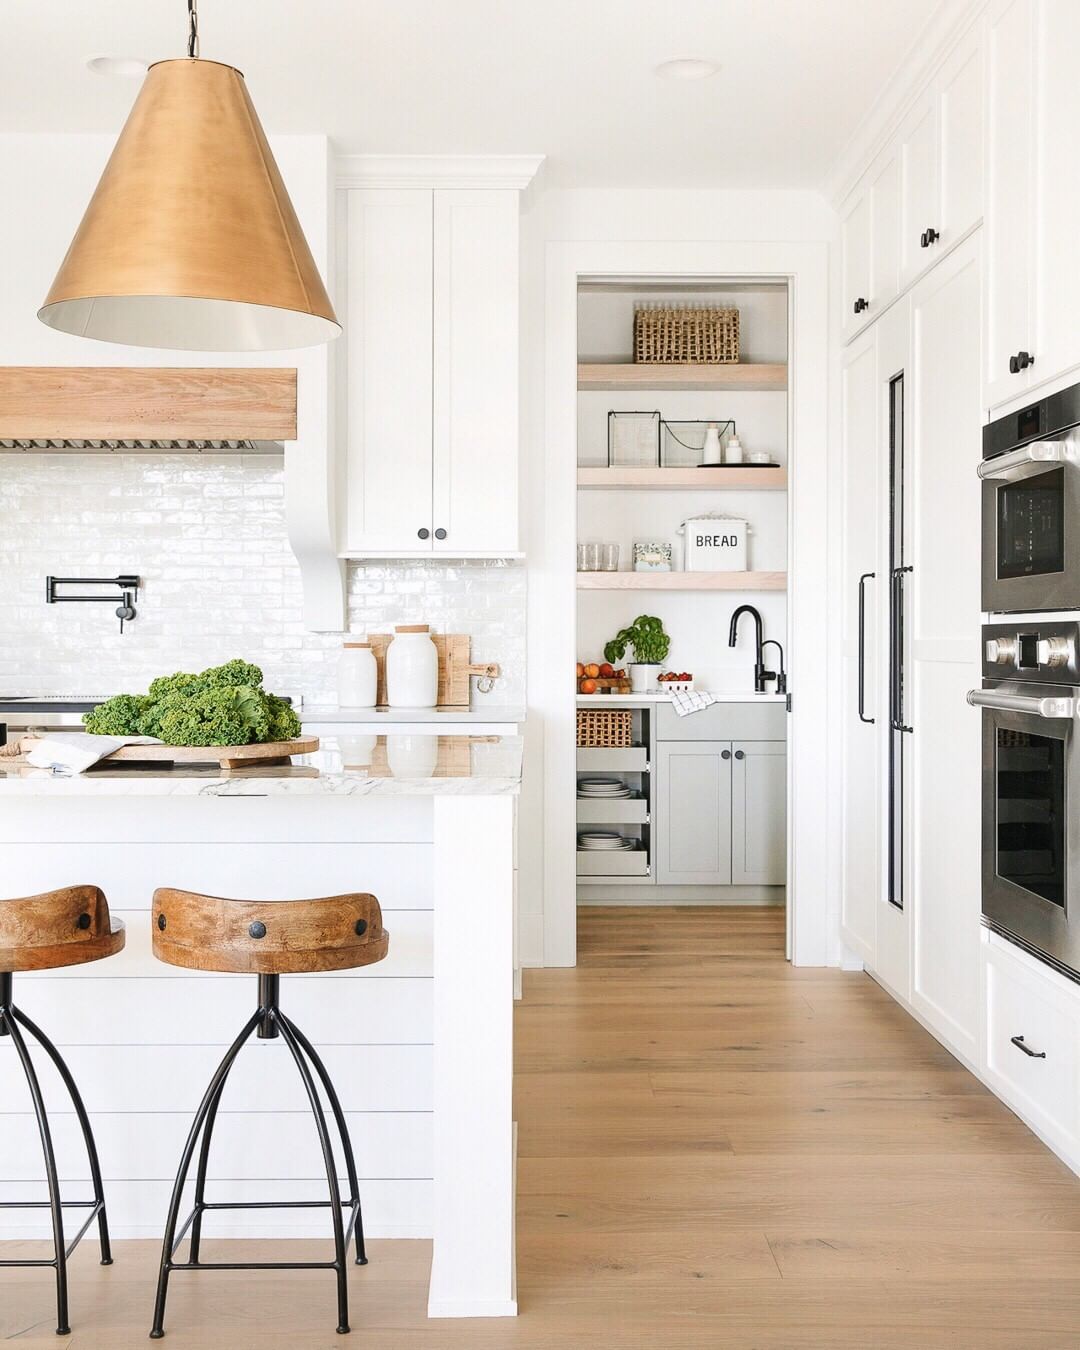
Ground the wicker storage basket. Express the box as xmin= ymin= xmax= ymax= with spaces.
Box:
xmin=576 ymin=709 xmax=633 ymax=748
xmin=634 ymin=305 xmax=740 ymax=365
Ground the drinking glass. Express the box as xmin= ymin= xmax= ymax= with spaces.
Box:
xmin=600 ymin=543 xmax=620 ymax=571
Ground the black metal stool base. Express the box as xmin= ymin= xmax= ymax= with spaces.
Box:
xmin=0 ymin=971 xmax=114 ymax=1336
xmin=149 ymin=974 xmax=368 ymax=1339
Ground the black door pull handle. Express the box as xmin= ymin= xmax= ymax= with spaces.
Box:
xmin=1010 ymin=1035 xmax=1046 ymax=1059
xmin=853 ymin=297 xmax=869 ymax=315
xmin=1009 ymin=351 xmax=1035 ymax=375
xmin=858 ymin=572 xmax=875 ymax=724
xmin=417 ymin=527 xmax=430 ymax=540
xmin=734 ymin=750 xmax=745 ymax=760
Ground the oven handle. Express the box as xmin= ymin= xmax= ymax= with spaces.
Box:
xmin=977 ymin=440 xmax=1068 ymax=482
xmin=966 ymin=689 xmax=1076 ymax=719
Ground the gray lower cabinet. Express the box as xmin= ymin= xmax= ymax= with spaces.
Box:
xmin=655 ymin=741 xmax=734 ymax=885
xmin=655 ymin=737 xmax=786 ymax=887
xmin=731 ymin=741 xmax=787 ymax=885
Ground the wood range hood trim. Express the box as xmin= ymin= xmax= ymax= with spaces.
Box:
xmin=0 ymin=367 xmax=298 ymax=449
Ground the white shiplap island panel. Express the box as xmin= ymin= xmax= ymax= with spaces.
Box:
xmin=0 ymin=735 xmax=520 ymax=1319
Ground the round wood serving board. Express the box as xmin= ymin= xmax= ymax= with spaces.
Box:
xmin=21 ymin=736 xmax=319 ymax=772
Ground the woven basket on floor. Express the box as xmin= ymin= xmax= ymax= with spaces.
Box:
xmin=634 ymin=305 xmax=740 ymax=365
xmin=576 ymin=709 xmax=633 ymax=748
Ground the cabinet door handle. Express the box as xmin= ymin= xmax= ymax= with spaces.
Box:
xmin=434 ymin=527 xmax=448 ymax=541
xmin=920 ymin=227 xmax=940 ymax=248
xmin=417 ymin=527 xmax=430 ymax=540
xmin=734 ymin=750 xmax=745 ymax=760
xmin=853 ymin=297 xmax=869 ymax=315
xmin=721 ymin=750 xmax=731 ymax=760
xmin=1009 ymin=350 xmax=1035 ymax=375
xmin=1010 ymin=1034 xmax=1047 ymax=1059
xmin=858 ymin=572 xmax=875 ymax=724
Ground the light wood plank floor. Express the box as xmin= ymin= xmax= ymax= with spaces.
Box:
xmin=5 ymin=906 xmax=1080 ymax=1347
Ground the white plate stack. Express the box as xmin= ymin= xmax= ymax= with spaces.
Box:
xmin=577 ymin=831 xmax=636 ymax=852
xmin=577 ymin=778 xmax=631 ymax=799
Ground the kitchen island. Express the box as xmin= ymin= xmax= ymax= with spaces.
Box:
xmin=0 ymin=734 xmax=522 ymax=1319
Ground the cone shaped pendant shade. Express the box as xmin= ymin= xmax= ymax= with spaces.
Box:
xmin=38 ymin=59 xmax=340 ymax=351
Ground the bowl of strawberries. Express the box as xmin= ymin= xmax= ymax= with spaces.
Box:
xmin=658 ymin=670 xmax=695 ymax=694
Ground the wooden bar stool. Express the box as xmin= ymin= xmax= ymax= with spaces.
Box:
xmin=0 ymin=885 xmax=125 ymax=1336
xmin=148 ymin=887 xmax=389 ymax=1339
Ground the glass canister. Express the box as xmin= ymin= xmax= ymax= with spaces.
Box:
xmin=337 ymin=641 xmax=378 ymax=708
xmin=386 ymin=625 xmax=439 ymax=708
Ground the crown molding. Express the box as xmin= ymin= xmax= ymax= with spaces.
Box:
xmin=335 ymin=153 xmax=545 ymax=191
xmin=822 ymin=0 xmax=987 ymax=207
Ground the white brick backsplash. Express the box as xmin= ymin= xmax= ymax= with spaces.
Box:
xmin=0 ymin=455 xmax=525 ymax=706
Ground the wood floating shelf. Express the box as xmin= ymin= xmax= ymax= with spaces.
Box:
xmin=577 ymin=362 xmax=788 ymax=392
xmin=577 ymin=466 xmax=786 ymax=491
xmin=577 ymin=571 xmax=787 ymax=592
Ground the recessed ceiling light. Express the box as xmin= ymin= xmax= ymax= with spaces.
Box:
xmin=86 ymin=55 xmax=150 ymax=79
xmin=654 ymin=58 xmax=720 ymax=81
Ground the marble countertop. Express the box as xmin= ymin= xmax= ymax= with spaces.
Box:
xmin=301 ymin=704 xmax=525 ymax=724
xmin=577 ymin=692 xmax=787 ymax=705
xmin=0 ymin=733 xmax=523 ymax=797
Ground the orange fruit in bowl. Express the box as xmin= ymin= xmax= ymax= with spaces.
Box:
xmin=576 ymin=662 xmax=584 ymax=678
xmin=580 ymin=678 xmax=598 ymax=694
xmin=585 ymin=663 xmax=600 ymax=678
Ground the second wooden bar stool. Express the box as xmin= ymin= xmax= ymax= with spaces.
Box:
xmin=147 ymin=887 xmax=390 ymax=1339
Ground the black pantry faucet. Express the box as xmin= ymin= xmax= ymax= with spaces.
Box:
xmin=728 ymin=604 xmax=776 ymax=694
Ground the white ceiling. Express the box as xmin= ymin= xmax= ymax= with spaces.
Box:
xmin=3 ymin=0 xmax=944 ymax=188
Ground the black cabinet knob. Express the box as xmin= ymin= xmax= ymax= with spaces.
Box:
xmin=853 ymin=297 xmax=869 ymax=315
xmin=920 ymin=227 xmax=940 ymax=248
xmin=734 ymin=750 xmax=745 ymax=760
xmin=417 ymin=527 xmax=430 ymax=540
xmin=721 ymin=749 xmax=731 ymax=760
xmin=1009 ymin=350 xmax=1034 ymax=374
xmin=434 ymin=527 xmax=448 ymax=541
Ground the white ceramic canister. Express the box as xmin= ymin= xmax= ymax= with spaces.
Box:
xmin=386 ymin=624 xmax=439 ymax=708
xmin=337 ymin=641 xmax=378 ymax=708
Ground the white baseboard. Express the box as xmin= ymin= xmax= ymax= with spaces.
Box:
xmin=427 ymin=1298 xmax=519 ymax=1318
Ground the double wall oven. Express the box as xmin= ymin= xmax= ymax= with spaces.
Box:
xmin=975 ymin=381 xmax=1080 ymax=980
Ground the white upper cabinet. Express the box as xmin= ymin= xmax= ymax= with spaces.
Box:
xmin=841 ymin=190 xmax=872 ymax=339
xmin=938 ymin=25 xmax=984 ymax=244
xmin=343 ymin=188 xmax=521 ymax=555
xmin=869 ymin=148 xmax=902 ymax=317
xmin=841 ymin=22 xmax=983 ymax=344
xmin=985 ymin=0 xmax=1034 ymax=407
xmin=986 ymin=0 xmax=1080 ymax=409
xmin=1032 ymin=1 xmax=1080 ymax=400
xmin=345 ymin=190 xmax=435 ymax=553
xmin=899 ymin=97 xmax=940 ymax=290
xmin=432 ymin=192 xmax=520 ymax=554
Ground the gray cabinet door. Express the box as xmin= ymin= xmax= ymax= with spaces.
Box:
xmin=731 ymin=741 xmax=787 ymax=885
xmin=655 ymin=741 xmax=732 ymax=885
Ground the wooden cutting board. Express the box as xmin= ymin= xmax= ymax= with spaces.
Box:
xmin=367 ymin=634 xmax=500 ymax=708
xmin=20 ymin=736 xmax=319 ymax=772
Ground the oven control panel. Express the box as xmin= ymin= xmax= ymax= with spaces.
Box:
xmin=982 ymin=620 xmax=1080 ymax=683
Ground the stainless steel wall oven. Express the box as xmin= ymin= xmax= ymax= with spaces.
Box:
xmin=969 ymin=620 xmax=1080 ymax=978
xmin=980 ymin=382 xmax=1080 ymax=613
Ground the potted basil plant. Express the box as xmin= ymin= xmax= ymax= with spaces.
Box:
xmin=604 ymin=615 xmax=671 ymax=694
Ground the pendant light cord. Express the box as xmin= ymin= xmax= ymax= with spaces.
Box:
xmin=187 ymin=0 xmax=199 ymax=58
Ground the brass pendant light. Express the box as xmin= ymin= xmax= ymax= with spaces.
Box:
xmin=38 ymin=0 xmax=340 ymax=351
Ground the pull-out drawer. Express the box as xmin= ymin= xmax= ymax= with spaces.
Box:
xmin=983 ymin=934 xmax=1080 ymax=1157
xmin=576 ymin=796 xmax=649 ymax=825
xmin=656 ymin=701 xmax=786 ymax=742
xmin=576 ymin=746 xmax=648 ymax=773
xmin=576 ymin=847 xmax=649 ymax=877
